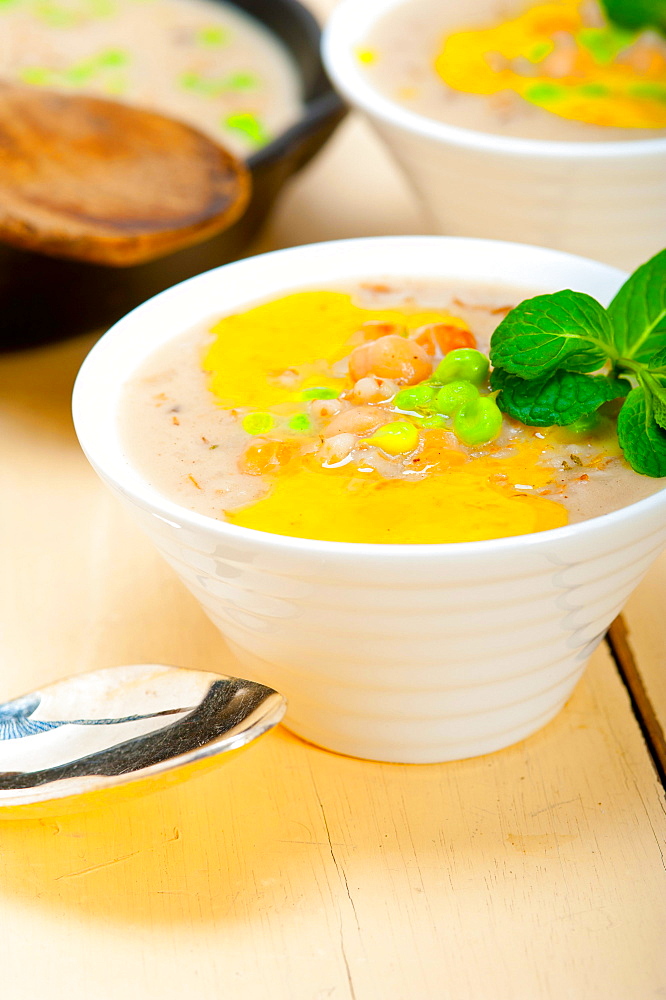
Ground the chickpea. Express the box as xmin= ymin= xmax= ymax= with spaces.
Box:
xmin=541 ymin=32 xmax=577 ymax=78
xmin=323 ymin=405 xmax=390 ymax=438
xmin=308 ymin=398 xmax=351 ymax=423
xmin=319 ymin=433 xmax=357 ymax=466
xmin=623 ymin=42 xmax=659 ymax=74
xmin=349 ymin=334 xmax=433 ymax=385
xmin=346 ymin=375 xmax=400 ymax=404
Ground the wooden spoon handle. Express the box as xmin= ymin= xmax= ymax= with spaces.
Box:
xmin=0 ymin=82 xmax=251 ymax=267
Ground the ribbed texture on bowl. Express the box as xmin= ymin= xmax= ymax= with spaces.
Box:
xmin=371 ymin=122 xmax=666 ymax=271
xmin=119 ymin=493 xmax=666 ymax=762
xmin=73 ymin=236 xmax=666 ymax=763
xmin=322 ymin=0 xmax=666 ymax=272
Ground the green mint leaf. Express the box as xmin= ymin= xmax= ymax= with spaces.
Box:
xmin=617 ymin=386 xmax=666 ymax=477
xmin=653 ymin=397 xmax=666 ymax=430
xmin=639 ymin=371 xmax=666 ymax=428
xmin=600 ymin=0 xmax=666 ymax=35
xmin=607 ymin=248 xmax=666 ymax=361
xmin=489 ymin=290 xmax=613 ymax=379
xmin=490 ymin=368 xmax=629 ymax=426
xmin=648 ymin=346 xmax=666 ymax=371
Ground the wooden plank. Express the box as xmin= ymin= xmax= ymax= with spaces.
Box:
xmin=1 ymin=334 xmax=665 ymax=1000
xmin=1 ymin=2 xmax=665 ymax=991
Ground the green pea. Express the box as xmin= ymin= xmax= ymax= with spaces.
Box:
xmin=35 ymin=2 xmax=76 ymax=27
xmin=224 ymin=112 xmax=270 ymax=146
xmin=416 ymin=414 xmax=447 ymax=429
xmin=523 ymin=81 xmax=565 ymax=105
xmin=453 ymin=396 xmax=503 ymax=447
xmin=98 ymin=48 xmax=128 ymax=68
xmin=578 ymin=83 xmax=610 ymax=98
xmin=434 ymin=380 xmax=479 ymax=417
xmin=63 ymin=61 xmax=97 ymax=86
xmin=365 ymin=421 xmax=419 ymax=455
xmin=393 ymin=383 xmax=436 ymax=412
xmin=180 ymin=71 xmax=204 ymax=92
xmin=224 ymin=71 xmax=258 ymax=91
xmin=525 ymin=39 xmax=553 ymax=63
xmin=301 ymin=386 xmax=338 ymax=400
xmin=288 ymin=413 xmax=312 ymax=433
xmin=628 ymin=82 xmax=666 ymax=104
xmin=19 ymin=66 xmax=53 ymax=86
xmin=576 ymin=26 xmax=634 ymax=66
xmin=432 ymin=349 xmax=489 ymax=387
xmin=242 ymin=411 xmax=275 ymax=435
xmin=197 ymin=25 xmax=229 ymax=46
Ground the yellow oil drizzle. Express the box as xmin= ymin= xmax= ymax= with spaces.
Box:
xmin=204 ymin=291 xmax=468 ymax=409
xmin=227 ymin=442 xmax=568 ymax=543
xmin=205 ymin=290 xmax=569 ymax=543
xmin=433 ymin=0 xmax=666 ymax=128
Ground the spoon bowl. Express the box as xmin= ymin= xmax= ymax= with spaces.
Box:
xmin=0 ymin=664 xmax=286 ymax=817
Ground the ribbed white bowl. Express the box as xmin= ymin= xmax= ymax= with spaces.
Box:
xmin=322 ymin=0 xmax=666 ymax=271
xmin=73 ymin=237 xmax=666 ymax=762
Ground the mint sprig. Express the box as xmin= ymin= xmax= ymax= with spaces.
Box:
xmin=600 ymin=0 xmax=666 ymax=36
xmin=607 ymin=251 xmax=666 ymax=361
xmin=489 ymin=291 xmax=613 ymax=378
xmin=617 ymin=388 xmax=666 ymax=477
xmin=489 ymin=368 xmax=629 ymax=426
xmin=489 ymin=248 xmax=666 ymax=478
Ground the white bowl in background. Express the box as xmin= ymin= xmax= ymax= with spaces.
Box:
xmin=73 ymin=236 xmax=666 ymax=763
xmin=322 ymin=0 xmax=666 ymax=271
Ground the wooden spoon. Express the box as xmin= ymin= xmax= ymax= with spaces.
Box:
xmin=0 ymin=81 xmax=251 ymax=267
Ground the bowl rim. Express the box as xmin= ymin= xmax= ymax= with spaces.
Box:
xmin=321 ymin=0 xmax=666 ymax=161
xmin=241 ymin=0 xmax=346 ymax=171
xmin=73 ymin=234 xmax=666 ymax=561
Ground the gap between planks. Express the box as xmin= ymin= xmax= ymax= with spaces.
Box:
xmin=606 ymin=615 xmax=666 ymax=788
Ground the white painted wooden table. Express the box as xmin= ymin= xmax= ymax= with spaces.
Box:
xmin=0 ymin=2 xmax=664 ymax=997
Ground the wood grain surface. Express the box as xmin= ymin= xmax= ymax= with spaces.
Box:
xmin=0 ymin=330 xmax=664 ymax=999
xmin=0 ymin=1 xmax=665 ymax=996
xmin=0 ymin=82 xmax=250 ymax=266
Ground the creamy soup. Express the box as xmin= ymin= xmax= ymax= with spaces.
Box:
xmin=0 ymin=0 xmax=302 ymax=155
xmin=360 ymin=0 xmax=666 ymax=141
xmin=120 ymin=280 xmax=664 ymax=544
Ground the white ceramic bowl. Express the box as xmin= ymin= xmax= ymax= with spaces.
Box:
xmin=322 ymin=0 xmax=666 ymax=271
xmin=73 ymin=236 xmax=666 ymax=763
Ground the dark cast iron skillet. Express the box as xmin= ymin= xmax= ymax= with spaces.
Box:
xmin=0 ymin=0 xmax=346 ymax=351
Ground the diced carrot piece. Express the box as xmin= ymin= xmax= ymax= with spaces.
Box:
xmin=239 ymin=438 xmax=299 ymax=476
xmin=411 ymin=323 xmax=477 ymax=355
xmin=358 ymin=320 xmax=406 ymax=341
xmin=411 ymin=429 xmax=468 ymax=472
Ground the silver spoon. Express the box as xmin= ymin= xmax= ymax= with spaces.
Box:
xmin=0 ymin=663 xmax=285 ymax=814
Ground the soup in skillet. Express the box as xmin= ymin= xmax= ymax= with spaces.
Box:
xmin=0 ymin=0 xmax=303 ymax=154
